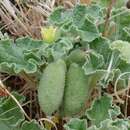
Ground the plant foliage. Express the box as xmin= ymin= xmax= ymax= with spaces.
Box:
xmin=1 ymin=1 xmax=130 ymax=130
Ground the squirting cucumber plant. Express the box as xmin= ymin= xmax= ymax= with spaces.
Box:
xmin=1 ymin=1 xmax=130 ymax=130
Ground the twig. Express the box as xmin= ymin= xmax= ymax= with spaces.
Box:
xmin=114 ymin=72 xmax=130 ymax=104
xmin=99 ymin=8 xmax=129 ymax=25
xmin=125 ymin=88 xmax=129 ymax=117
xmin=29 ymin=91 xmax=33 ymax=119
xmin=38 ymin=118 xmax=57 ymax=130
xmin=112 ymin=87 xmax=130 ymax=97
xmin=103 ymin=0 xmax=116 ymax=37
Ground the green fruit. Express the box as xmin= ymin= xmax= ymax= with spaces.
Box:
xmin=66 ymin=49 xmax=86 ymax=66
xmin=62 ymin=63 xmax=91 ymax=116
xmin=38 ymin=59 xmax=66 ymax=115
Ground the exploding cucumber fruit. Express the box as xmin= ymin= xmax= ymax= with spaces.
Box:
xmin=62 ymin=63 xmax=91 ymax=116
xmin=38 ymin=59 xmax=66 ymax=115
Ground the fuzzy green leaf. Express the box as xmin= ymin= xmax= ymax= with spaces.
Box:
xmin=49 ymin=7 xmax=72 ymax=25
xmin=97 ymin=119 xmax=120 ymax=130
xmin=51 ymin=37 xmax=73 ymax=60
xmin=85 ymin=4 xmax=103 ymax=23
xmin=0 ymin=37 xmax=46 ymax=74
xmin=86 ymin=95 xmax=120 ymax=127
xmin=64 ymin=118 xmax=87 ymax=130
xmin=82 ymin=51 xmax=112 ymax=88
xmin=83 ymin=51 xmax=104 ymax=75
xmin=78 ymin=17 xmax=100 ymax=42
xmin=0 ymin=92 xmax=45 ymax=130
xmin=49 ymin=5 xmax=100 ymax=42
xmin=89 ymin=37 xmax=112 ymax=64
xmin=87 ymin=119 xmax=130 ymax=130
xmin=111 ymin=40 xmax=130 ymax=64
xmin=72 ymin=5 xmax=86 ymax=28
xmin=20 ymin=120 xmax=45 ymax=130
xmin=0 ymin=92 xmax=25 ymax=129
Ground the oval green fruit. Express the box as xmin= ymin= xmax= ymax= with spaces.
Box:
xmin=62 ymin=63 xmax=91 ymax=116
xmin=38 ymin=59 xmax=66 ymax=115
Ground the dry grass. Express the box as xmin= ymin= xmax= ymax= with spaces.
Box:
xmin=0 ymin=0 xmax=92 ymax=39
xmin=0 ymin=0 xmax=49 ymax=39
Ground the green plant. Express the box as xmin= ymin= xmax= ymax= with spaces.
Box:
xmin=1 ymin=1 xmax=130 ymax=130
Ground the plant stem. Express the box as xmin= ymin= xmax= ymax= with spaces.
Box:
xmin=103 ymin=0 xmax=116 ymax=37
